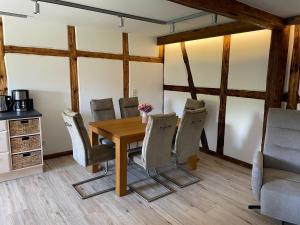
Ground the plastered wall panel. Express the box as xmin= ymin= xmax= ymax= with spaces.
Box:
xmin=78 ymin=58 xmax=123 ymax=126
xmin=164 ymin=43 xmax=188 ymax=86
xmin=76 ymin=26 xmax=122 ymax=53
xmin=6 ymin=54 xmax=71 ymax=155
xmin=129 ymin=34 xmax=159 ymax=57
xmin=228 ymin=30 xmax=271 ymax=91
xmin=129 ymin=62 xmax=163 ymax=114
xmin=3 ymin=17 xmax=68 ymax=49
xmin=224 ymin=97 xmax=264 ymax=163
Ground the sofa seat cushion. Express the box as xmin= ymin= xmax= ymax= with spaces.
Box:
xmin=261 ymin=168 xmax=300 ymax=224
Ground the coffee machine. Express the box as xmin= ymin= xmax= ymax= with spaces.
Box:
xmin=12 ymin=90 xmax=32 ymax=112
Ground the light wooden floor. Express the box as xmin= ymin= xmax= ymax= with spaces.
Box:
xmin=0 ymin=152 xmax=284 ymax=225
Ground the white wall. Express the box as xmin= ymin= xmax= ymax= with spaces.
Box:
xmin=163 ymin=30 xmax=273 ymax=163
xmin=3 ymin=17 xmax=163 ymax=155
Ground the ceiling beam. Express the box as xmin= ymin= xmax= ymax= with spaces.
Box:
xmin=167 ymin=0 xmax=285 ymax=29
xmin=285 ymin=16 xmax=300 ymax=25
xmin=157 ymin=22 xmax=262 ymax=45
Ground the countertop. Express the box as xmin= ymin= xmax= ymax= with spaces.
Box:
xmin=0 ymin=110 xmax=42 ymax=120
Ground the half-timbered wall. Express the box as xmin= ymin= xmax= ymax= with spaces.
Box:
xmin=2 ymin=17 xmax=163 ymax=156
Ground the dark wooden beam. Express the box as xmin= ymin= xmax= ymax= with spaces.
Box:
xmin=285 ymin=16 xmax=300 ymax=25
xmin=262 ymin=26 xmax=290 ymax=149
xmin=167 ymin=0 xmax=284 ymax=29
xmin=68 ymin=26 xmax=79 ymax=112
xmin=128 ymin=55 xmax=163 ymax=63
xmin=4 ymin=45 xmax=70 ymax=57
xmin=227 ymin=90 xmax=266 ymax=100
xmin=287 ymin=25 xmax=300 ymax=109
xmin=157 ymin=22 xmax=262 ymax=45
xmin=217 ymin=35 xmax=231 ymax=155
xmin=0 ymin=17 xmax=7 ymax=95
xmin=77 ymin=50 xmax=123 ymax=60
xmin=181 ymin=42 xmax=197 ymax=99
xmin=180 ymin=42 xmax=209 ymax=150
xmin=122 ymin=33 xmax=129 ymax=98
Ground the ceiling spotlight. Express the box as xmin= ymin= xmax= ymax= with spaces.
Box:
xmin=33 ymin=0 xmax=40 ymax=14
xmin=119 ymin=16 xmax=124 ymax=28
xmin=212 ymin=14 xmax=218 ymax=25
xmin=170 ymin=23 xmax=175 ymax=33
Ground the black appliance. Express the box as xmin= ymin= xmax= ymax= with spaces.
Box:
xmin=12 ymin=90 xmax=30 ymax=112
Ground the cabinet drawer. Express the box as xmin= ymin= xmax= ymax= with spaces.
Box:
xmin=0 ymin=152 xmax=11 ymax=173
xmin=9 ymin=119 xmax=40 ymax=136
xmin=12 ymin=150 xmax=42 ymax=170
xmin=11 ymin=135 xmax=41 ymax=154
xmin=0 ymin=131 xmax=9 ymax=153
xmin=0 ymin=121 xmax=7 ymax=132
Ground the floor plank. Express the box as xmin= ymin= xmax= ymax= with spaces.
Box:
xmin=0 ymin=152 xmax=283 ymax=225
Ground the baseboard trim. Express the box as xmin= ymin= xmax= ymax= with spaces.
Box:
xmin=43 ymin=150 xmax=73 ymax=160
xmin=200 ymin=148 xmax=252 ymax=169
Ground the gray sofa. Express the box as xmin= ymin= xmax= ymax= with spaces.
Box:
xmin=252 ymin=108 xmax=300 ymax=225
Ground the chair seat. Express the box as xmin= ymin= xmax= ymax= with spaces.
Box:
xmin=99 ymin=137 xmax=115 ymax=146
xmin=261 ymin=168 xmax=300 ymax=224
xmin=88 ymin=145 xmax=115 ymax=165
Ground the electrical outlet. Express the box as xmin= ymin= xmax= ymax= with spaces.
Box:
xmin=132 ymin=88 xmax=137 ymax=97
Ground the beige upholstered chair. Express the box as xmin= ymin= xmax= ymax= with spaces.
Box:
xmin=128 ymin=113 xmax=178 ymax=202
xmin=90 ymin=98 xmax=115 ymax=146
xmin=184 ymin=98 xmax=205 ymax=110
xmin=119 ymin=97 xmax=140 ymax=118
xmin=62 ymin=109 xmax=115 ymax=199
xmin=162 ymin=108 xmax=207 ymax=188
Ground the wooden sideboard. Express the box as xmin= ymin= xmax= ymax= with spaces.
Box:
xmin=0 ymin=110 xmax=43 ymax=182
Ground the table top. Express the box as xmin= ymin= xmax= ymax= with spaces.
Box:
xmin=89 ymin=117 xmax=147 ymax=139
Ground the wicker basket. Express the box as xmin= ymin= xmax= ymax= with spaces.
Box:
xmin=12 ymin=150 xmax=42 ymax=170
xmin=10 ymin=135 xmax=41 ymax=154
xmin=9 ymin=119 xmax=40 ymax=136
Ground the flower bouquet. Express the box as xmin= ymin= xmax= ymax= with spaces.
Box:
xmin=138 ymin=103 xmax=153 ymax=123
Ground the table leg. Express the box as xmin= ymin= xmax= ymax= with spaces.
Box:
xmin=115 ymin=138 xmax=128 ymax=196
xmin=187 ymin=155 xmax=199 ymax=171
xmin=88 ymin=128 xmax=101 ymax=173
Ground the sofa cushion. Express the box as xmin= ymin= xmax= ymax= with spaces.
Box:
xmin=261 ymin=168 xmax=300 ymax=224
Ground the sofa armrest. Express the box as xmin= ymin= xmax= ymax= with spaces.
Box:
xmin=251 ymin=151 xmax=264 ymax=201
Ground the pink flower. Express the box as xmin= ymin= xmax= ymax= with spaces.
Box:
xmin=138 ymin=103 xmax=153 ymax=113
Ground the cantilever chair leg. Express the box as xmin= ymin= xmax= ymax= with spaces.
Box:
xmin=72 ymin=161 xmax=115 ymax=199
xmin=248 ymin=205 xmax=261 ymax=210
xmin=128 ymin=168 xmax=175 ymax=202
xmin=160 ymin=166 xmax=200 ymax=188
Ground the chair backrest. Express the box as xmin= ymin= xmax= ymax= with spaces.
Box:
xmin=184 ymin=98 xmax=205 ymax=110
xmin=174 ymin=108 xmax=207 ymax=163
xmin=62 ymin=109 xmax=91 ymax=167
xmin=90 ymin=98 xmax=116 ymax=121
xmin=119 ymin=97 xmax=140 ymax=118
xmin=141 ymin=113 xmax=177 ymax=170
xmin=264 ymin=108 xmax=300 ymax=173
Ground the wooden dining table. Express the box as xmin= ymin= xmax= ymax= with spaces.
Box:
xmin=89 ymin=116 xmax=198 ymax=197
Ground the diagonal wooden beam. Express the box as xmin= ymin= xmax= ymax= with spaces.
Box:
xmin=157 ymin=22 xmax=261 ymax=45
xmin=0 ymin=17 xmax=7 ymax=95
xmin=217 ymin=35 xmax=231 ymax=155
xmin=287 ymin=25 xmax=300 ymax=109
xmin=180 ymin=42 xmax=209 ymax=150
xmin=167 ymin=0 xmax=285 ymax=29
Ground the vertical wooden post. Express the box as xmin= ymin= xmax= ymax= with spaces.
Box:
xmin=122 ymin=33 xmax=129 ymax=98
xmin=287 ymin=25 xmax=300 ymax=109
xmin=217 ymin=35 xmax=231 ymax=155
xmin=68 ymin=26 xmax=79 ymax=112
xmin=262 ymin=27 xmax=290 ymax=149
xmin=0 ymin=17 xmax=7 ymax=95
xmin=180 ymin=42 xmax=209 ymax=150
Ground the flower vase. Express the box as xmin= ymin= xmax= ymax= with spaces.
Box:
xmin=142 ymin=112 xmax=148 ymax=124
